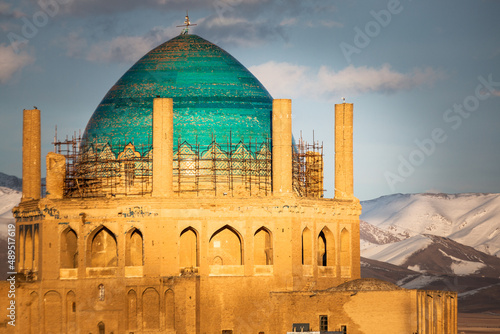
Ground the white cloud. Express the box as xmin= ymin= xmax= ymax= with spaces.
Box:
xmin=280 ymin=17 xmax=298 ymax=27
xmin=0 ymin=43 xmax=34 ymax=84
xmin=249 ymin=62 xmax=445 ymax=99
xmin=65 ymin=26 xmax=178 ymax=63
xmin=0 ymin=2 xmax=24 ymax=19
xmin=197 ymin=15 xmax=288 ymax=47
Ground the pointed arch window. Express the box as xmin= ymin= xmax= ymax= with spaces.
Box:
xmin=61 ymin=228 xmax=78 ymax=268
xmin=340 ymin=228 xmax=351 ymax=267
xmin=89 ymin=226 xmax=117 ymax=267
xmin=209 ymin=226 xmax=242 ymax=265
xmin=302 ymin=227 xmax=312 ymax=265
xmin=126 ymin=228 xmax=143 ymax=266
xmin=180 ymin=227 xmax=198 ymax=268
xmin=318 ymin=227 xmax=335 ymax=266
xmin=254 ymin=227 xmax=273 ymax=265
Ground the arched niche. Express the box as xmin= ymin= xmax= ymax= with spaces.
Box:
xmin=66 ymin=291 xmax=77 ymax=333
xmin=165 ymin=289 xmax=175 ymax=330
xmin=180 ymin=227 xmax=198 ymax=268
xmin=302 ymin=227 xmax=312 ymax=265
xmin=254 ymin=227 xmax=273 ymax=265
xmin=44 ymin=291 xmax=61 ymax=334
xmin=340 ymin=228 xmax=351 ymax=267
xmin=61 ymin=228 xmax=78 ymax=268
xmin=142 ymin=288 xmax=160 ymax=330
xmin=125 ymin=228 xmax=143 ymax=266
xmin=209 ymin=226 xmax=243 ymax=265
xmin=88 ymin=226 xmax=117 ymax=267
xmin=318 ymin=227 xmax=335 ymax=266
xmin=127 ymin=289 xmax=137 ymax=330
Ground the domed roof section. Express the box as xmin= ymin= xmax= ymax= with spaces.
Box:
xmin=81 ymin=34 xmax=273 ymax=155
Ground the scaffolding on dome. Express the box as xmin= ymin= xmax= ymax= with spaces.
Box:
xmin=53 ymin=134 xmax=273 ymax=198
xmin=52 ymin=132 xmax=324 ymax=198
xmin=292 ymin=135 xmax=324 ymax=198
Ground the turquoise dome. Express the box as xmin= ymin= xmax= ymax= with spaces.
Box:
xmin=81 ymin=34 xmax=273 ymax=155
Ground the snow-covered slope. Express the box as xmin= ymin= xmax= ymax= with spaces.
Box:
xmin=0 ymin=186 xmax=21 ymax=236
xmin=362 ymin=234 xmax=432 ymax=266
xmin=361 ymin=193 xmax=500 ymax=256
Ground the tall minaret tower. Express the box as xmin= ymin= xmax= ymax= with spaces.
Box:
xmin=334 ymin=102 xmax=354 ymax=199
xmin=22 ymin=108 xmax=41 ymax=202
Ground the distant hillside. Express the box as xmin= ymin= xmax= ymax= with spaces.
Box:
xmin=0 ymin=185 xmax=21 ymax=280
xmin=361 ymin=193 xmax=500 ymax=256
xmin=360 ymin=193 xmax=500 ymax=313
xmin=0 ymin=173 xmax=21 ymax=192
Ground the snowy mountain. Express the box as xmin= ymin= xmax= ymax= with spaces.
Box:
xmin=360 ymin=193 xmax=500 ymax=313
xmin=0 ymin=172 xmax=21 ymax=192
xmin=0 ymin=186 xmax=21 ymax=280
xmin=361 ymin=193 xmax=500 ymax=257
xmin=362 ymin=233 xmax=500 ymax=277
xmin=0 ymin=186 xmax=21 ymax=234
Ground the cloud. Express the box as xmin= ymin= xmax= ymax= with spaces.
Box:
xmin=0 ymin=2 xmax=24 ymax=19
xmin=249 ymin=62 xmax=445 ymax=99
xmin=64 ymin=26 xmax=178 ymax=63
xmin=0 ymin=43 xmax=35 ymax=84
xmin=59 ymin=0 xmax=269 ymax=16
xmin=196 ymin=15 xmax=288 ymax=47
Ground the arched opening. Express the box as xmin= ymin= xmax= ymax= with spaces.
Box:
xmin=125 ymin=228 xmax=143 ymax=266
xmin=165 ymin=289 xmax=175 ymax=330
xmin=209 ymin=226 xmax=242 ymax=265
xmin=142 ymin=288 xmax=160 ymax=330
xmin=44 ymin=291 xmax=61 ymax=334
xmin=318 ymin=227 xmax=335 ymax=266
xmin=33 ymin=225 xmax=39 ymax=271
xmin=25 ymin=226 xmax=33 ymax=270
xmin=18 ymin=227 xmax=25 ymax=271
xmin=180 ymin=227 xmax=198 ymax=268
xmin=127 ymin=289 xmax=137 ymax=330
xmin=61 ymin=228 xmax=78 ymax=268
xmin=66 ymin=291 xmax=76 ymax=333
xmin=89 ymin=226 xmax=117 ymax=267
xmin=340 ymin=228 xmax=351 ymax=267
xmin=98 ymin=321 xmax=105 ymax=334
xmin=254 ymin=227 xmax=273 ymax=265
xmin=29 ymin=292 xmax=39 ymax=334
xmin=302 ymin=227 xmax=312 ymax=265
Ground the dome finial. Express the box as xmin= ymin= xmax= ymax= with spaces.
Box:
xmin=177 ymin=10 xmax=197 ymax=35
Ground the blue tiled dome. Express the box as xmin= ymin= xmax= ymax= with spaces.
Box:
xmin=81 ymin=34 xmax=273 ymax=155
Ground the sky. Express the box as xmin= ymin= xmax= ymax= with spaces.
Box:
xmin=0 ymin=0 xmax=499 ymax=201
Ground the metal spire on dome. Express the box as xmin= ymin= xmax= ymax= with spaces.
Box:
xmin=177 ymin=10 xmax=197 ymax=35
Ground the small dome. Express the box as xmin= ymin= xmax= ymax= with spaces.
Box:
xmin=81 ymin=34 xmax=273 ymax=155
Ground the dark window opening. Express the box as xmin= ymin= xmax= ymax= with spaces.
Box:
xmin=320 ymin=315 xmax=328 ymax=331
xmin=98 ymin=321 xmax=105 ymax=334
